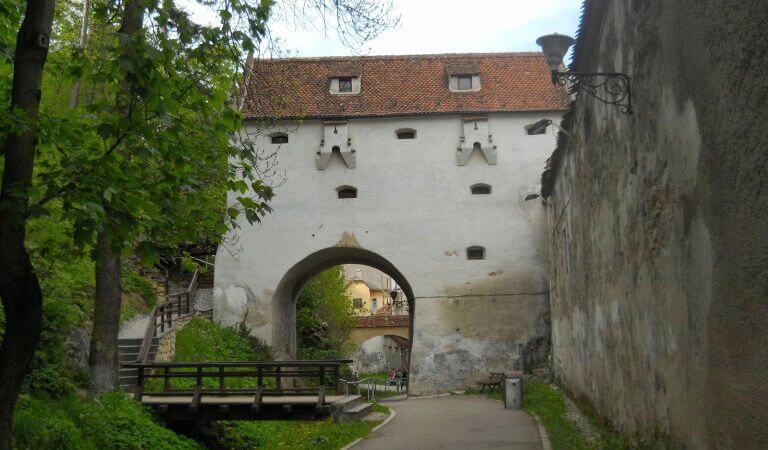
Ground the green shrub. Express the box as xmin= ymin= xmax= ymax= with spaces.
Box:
xmin=12 ymin=396 xmax=87 ymax=450
xmin=75 ymin=392 xmax=199 ymax=450
xmin=12 ymin=393 xmax=199 ymax=450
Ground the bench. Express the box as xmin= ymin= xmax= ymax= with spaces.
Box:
xmin=478 ymin=372 xmax=506 ymax=392
xmin=478 ymin=371 xmax=524 ymax=392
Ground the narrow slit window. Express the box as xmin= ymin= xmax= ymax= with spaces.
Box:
xmin=270 ymin=133 xmax=288 ymax=144
xmin=466 ymin=246 xmax=485 ymax=260
xmin=396 ymin=128 xmax=416 ymax=139
xmin=337 ymin=186 xmax=357 ymax=199
xmin=471 ymin=184 xmax=491 ymax=195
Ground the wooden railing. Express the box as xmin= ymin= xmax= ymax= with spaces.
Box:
xmin=127 ymin=360 xmax=353 ymax=403
xmin=136 ymin=267 xmax=200 ymax=363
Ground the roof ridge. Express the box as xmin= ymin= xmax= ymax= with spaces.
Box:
xmin=253 ymin=52 xmax=545 ymax=63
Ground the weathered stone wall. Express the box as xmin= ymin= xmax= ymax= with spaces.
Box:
xmin=544 ymin=1 xmax=768 ymax=447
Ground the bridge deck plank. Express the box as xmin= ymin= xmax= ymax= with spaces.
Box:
xmin=140 ymin=394 xmax=345 ymax=406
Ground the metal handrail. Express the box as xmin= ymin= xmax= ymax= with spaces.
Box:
xmin=136 ymin=267 xmax=200 ymax=363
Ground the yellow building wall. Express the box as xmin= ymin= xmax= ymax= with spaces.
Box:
xmin=346 ymin=280 xmax=372 ymax=315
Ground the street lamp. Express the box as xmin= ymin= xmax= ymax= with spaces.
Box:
xmin=536 ymin=33 xmax=632 ymax=114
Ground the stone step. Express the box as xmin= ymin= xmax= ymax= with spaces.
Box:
xmin=340 ymin=402 xmax=373 ymax=422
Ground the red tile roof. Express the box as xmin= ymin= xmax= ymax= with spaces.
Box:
xmin=355 ymin=315 xmax=409 ymax=328
xmin=240 ymin=53 xmax=568 ymax=120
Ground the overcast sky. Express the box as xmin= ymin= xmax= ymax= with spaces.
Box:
xmin=265 ymin=0 xmax=582 ymax=57
xmin=183 ymin=0 xmax=582 ymax=58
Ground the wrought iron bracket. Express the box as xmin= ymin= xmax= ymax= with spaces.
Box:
xmin=552 ymin=70 xmax=632 ymax=115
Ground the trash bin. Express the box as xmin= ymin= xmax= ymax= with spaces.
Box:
xmin=505 ymin=378 xmax=522 ymax=409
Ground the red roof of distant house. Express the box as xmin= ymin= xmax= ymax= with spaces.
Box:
xmin=355 ymin=315 xmax=409 ymax=328
xmin=239 ymin=53 xmax=568 ymax=120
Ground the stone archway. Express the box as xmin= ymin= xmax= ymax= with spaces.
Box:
xmin=269 ymin=246 xmax=415 ymax=361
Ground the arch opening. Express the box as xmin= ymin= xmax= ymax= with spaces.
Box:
xmin=272 ymin=247 xmax=415 ymax=379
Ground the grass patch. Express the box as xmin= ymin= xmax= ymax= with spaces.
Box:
xmin=146 ymin=317 xmax=274 ymax=391
xmin=121 ymin=267 xmax=159 ymax=323
xmin=13 ymin=392 xmax=199 ymax=449
xmin=217 ymin=417 xmax=381 ymax=450
xmin=521 ymin=380 xmax=591 ymax=449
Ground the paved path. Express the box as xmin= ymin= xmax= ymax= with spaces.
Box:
xmin=355 ymin=395 xmax=543 ymax=450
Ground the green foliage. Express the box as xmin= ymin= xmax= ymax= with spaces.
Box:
xmin=296 ymin=266 xmax=356 ymax=360
xmin=120 ymin=267 xmax=158 ymax=322
xmin=146 ymin=317 xmax=274 ymax=391
xmin=217 ymin=417 xmax=382 ymax=450
xmin=12 ymin=393 xmax=200 ymax=450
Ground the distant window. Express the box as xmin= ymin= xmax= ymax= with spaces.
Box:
xmin=338 ymin=77 xmax=353 ymax=93
xmin=337 ymin=186 xmax=357 ymax=199
xmin=457 ymin=75 xmax=473 ymax=90
xmin=525 ymin=119 xmax=551 ymax=135
xmin=396 ymin=128 xmax=416 ymax=139
xmin=353 ymin=298 xmax=363 ymax=308
xmin=471 ymin=183 xmax=491 ymax=195
xmin=270 ymin=133 xmax=288 ymax=144
xmin=466 ymin=246 xmax=485 ymax=260
xmin=371 ymin=298 xmax=378 ymax=314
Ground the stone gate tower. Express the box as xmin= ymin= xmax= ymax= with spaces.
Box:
xmin=214 ymin=53 xmax=567 ymax=394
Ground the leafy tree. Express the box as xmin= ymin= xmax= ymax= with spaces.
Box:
xmin=296 ymin=266 xmax=356 ymax=360
xmin=0 ymin=1 xmax=57 ymax=448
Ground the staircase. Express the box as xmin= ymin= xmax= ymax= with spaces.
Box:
xmin=331 ymin=395 xmax=374 ymax=422
xmin=118 ymin=337 xmax=159 ymax=389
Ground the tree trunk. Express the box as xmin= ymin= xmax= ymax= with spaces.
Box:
xmin=0 ymin=1 xmax=57 ymax=448
xmin=87 ymin=231 xmax=122 ymax=394
xmin=86 ymin=0 xmax=143 ymax=394
xmin=68 ymin=0 xmax=89 ymax=108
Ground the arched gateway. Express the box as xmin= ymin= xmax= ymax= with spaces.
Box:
xmin=214 ymin=52 xmax=567 ymax=394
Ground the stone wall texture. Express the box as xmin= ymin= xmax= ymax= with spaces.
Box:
xmin=544 ymin=1 xmax=768 ymax=448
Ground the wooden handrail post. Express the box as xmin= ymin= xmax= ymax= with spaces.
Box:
xmin=219 ymin=366 xmax=225 ymax=393
xmin=196 ymin=365 xmax=203 ymax=390
xmin=257 ymin=366 xmax=263 ymax=388
xmin=333 ymin=365 xmax=340 ymax=393
xmin=319 ymin=366 xmax=326 ymax=388
xmin=275 ymin=365 xmax=282 ymax=391
xmin=163 ymin=366 xmax=170 ymax=391
xmin=134 ymin=366 xmax=144 ymax=401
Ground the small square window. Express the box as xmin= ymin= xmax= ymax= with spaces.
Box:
xmin=270 ymin=133 xmax=288 ymax=144
xmin=353 ymin=298 xmax=363 ymax=308
xmin=457 ymin=75 xmax=472 ymax=90
xmin=467 ymin=246 xmax=485 ymax=260
xmin=338 ymin=77 xmax=353 ymax=93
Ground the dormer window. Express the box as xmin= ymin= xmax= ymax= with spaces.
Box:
xmin=457 ymin=75 xmax=472 ymax=90
xmin=396 ymin=128 xmax=416 ymax=139
xmin=450 ymin=74 xmax=481 ymax=92
xmin=338 ymin=77 xmax=353 ymax=93
xmin=330 ymin=76 xmax=361 ymax=94
xmin=270 ymin=132 xmax=288 ymax=144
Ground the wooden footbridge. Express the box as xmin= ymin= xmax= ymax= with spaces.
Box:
xmin=122 ymin=268 xmax=373 ymax=422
